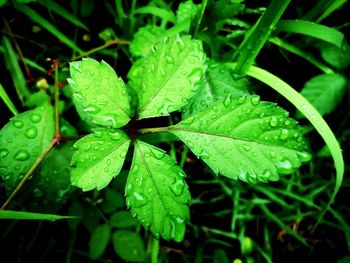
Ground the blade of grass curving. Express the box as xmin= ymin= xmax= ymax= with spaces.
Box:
xmin=316 ymin=0 xmax=347 ymax=23
xmin=14 ymin=3 xmax=84 ymax=54
xmin=193 ymin=0 xmax=207 ymax=36
xmin=268 ymin=37 xmax=333 ymax=74
xmin=233 ymin=0 xmax=291 ymax=74
xmin=276 ymin=20 xmax=346 ymax=48
xmin=2 ymin=36 xmax=30 ymax=101
xmin=237 ymin=64 xmax=344 ymax=229
xmin=0 ymin=210 xmax=78 ymax=220
xmin=37 ymin=0 xmax=88 ymax=30
xmin=0 ymin=83 xmax=18 ymax=115
xmin=24 ymin=58 xmax=46 ymax=73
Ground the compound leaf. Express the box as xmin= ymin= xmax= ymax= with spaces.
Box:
xmin=0 ymin=102 xmax=54 ymax=192
xmin=70 ymin=129 xmax=130 ymax=191
xmin=132 ymin=35 xmax=205 ymax=119
xmin=68 ymin=58 xmax=131 ymax=129
xmin=298 ymin=73 xmax=347 ymax=118
xmin=170 ymin=95 xmax=311 ymax=183
xmin=126 ymin=140 xmax=190 ymax=242
xmin=112 ymin=230 xmax=146 ymax=262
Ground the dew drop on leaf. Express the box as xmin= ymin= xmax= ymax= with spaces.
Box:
xmin=250 ymin=95 xmax=260 ymax=106
xmin=269 ymin=116 xmax=278 ymax=127
xmin=242 ymin=144 xmax=251 ymax=152
xmin=13 ymin=120 xmax=24 ymax=129
xmin=30 ymin=113 xmax=42 ymax=123
xmin=83 ymin=106 xmax=100 ymax=114
xmin=165 ymin=56 xmax=174 ymax=64
xmin=279 ymin=129 xmax=289 ymax=140
xmin=25 ymin=127 xmax=38 ymax=139
xmin=276 ymin=158 xmax=293 ymax=174
xmin=260 ymin=170 xmax=272 ymax=181
xmin=14 ymin=150 xmax=30 ymax=161
xmin=0 ymin=148 xmax=9 ymax=158
xmin=170 ymin=179 xmax=185 ymax=197
xmin=223 ymin=95 xmax=232 ymax=107
xmin=237 ymin=96 xmax=246 ymax=105
xmin=133 ymin=192 xmax=148 ymax=208
xmin=297 ymin=151 xmax=312 ymax=162
xmin=0 ymin=166 xmax=6 ymax=173
xmin=110 ymin=131 xmax=122 ymax=141
xmin=181 ymin=115 xmax=195 ymax=125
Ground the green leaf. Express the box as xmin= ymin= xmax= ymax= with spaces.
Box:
xmin=134 ymin=6 xmax=176 ymax=24
xmin=131 ymin=35 xmax=205 ymax=119
xmin=169 ymin=95 xmax=311 ymax=183
xmin=0 ymin=210 xmax=78 ymax=220
xmin=89 ymin=224 xmax=111 ymax=259
xmin=176 ymin=1 xmax=200 ymax=24
xmin=23 ymin=92 xmax=50 ymax=108
xmin=126 ymin=140 xmax=191 ymax=242
xmin=70 ymin=129 xmax=130 ymax=191
xmin=129 ymin=25 xmax=165 ymax=57
xmin=68 ymin=58 xmax=131 ymax=129
xmin=112 ymin=230 xmax=146 ymax=262
xmin=0 ymin=102 xmax=54 ymax=192
xmin=298 ymin=73 xmax=347 ymax=118
xmin=101 ymin=189 xmax=125 ymax=213
xmin=20 ymin=142 xmax=75 ymax=212
xmin=110 ymin=210 xmax=139 ymax=228
xmin=184 ymin=61 xmax=251 ymax=116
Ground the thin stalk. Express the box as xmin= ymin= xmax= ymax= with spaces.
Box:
xmin=151 ymin=236 xmax=160 ymax=263
xmin=179 ymin=145 xmax=188 ymax=168
xmin=54 ymin=61 xmax=60 ymax=138
xmin=138 ymin=127 xmax=170 ymax=134
xmin=194 ymin=0 xmax=207 ymax=36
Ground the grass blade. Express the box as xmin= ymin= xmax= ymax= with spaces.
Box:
xmin=0 ymin=83 xmax=18 ymax=115
xmin=276 ymin=20 xmax=346 ymax=48
xmin=2 ymin=36 xmax=30 ymax=101
xmin=14 ymin=3 xmax=84 ymax=54
xmin=134 ymin=6 xmax=176 ymax=24
xmin=233 ymin=0 xmax=291 ymax=74
xmin=240 ymin=64 xmax=344 ymax=229
xmin=37 ymin=0 xmax=88 ymax=30
xmin=0 ymin=210 xmax=78 ymax=220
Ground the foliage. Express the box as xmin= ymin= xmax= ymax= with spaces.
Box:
xmin=0 ymin=0 xmax=349 ymax=262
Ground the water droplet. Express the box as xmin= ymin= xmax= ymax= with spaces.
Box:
xmin=242 ymin=144 xmax=251 ymax=152
xmin=150 ymin=148 xmax=165 ymax=159
xmin=260 ymin=170 xmax=272 ymax=181
xmin=284 ymin=120 xmax=291 ymax=126
xmin=237 ymin=96 xmax=246 ymax=105
xmin=71 ymin=63 xmax=81 ymax=72
xmin=110 ymin=131 xmax=122 ymax=140
xmin=187 ymin=141 xmax=194 ymax=148
xmin=89 ymin=71 xmax=95 ymax=76
xmin=270 ymin=151 xmax=276 ymax=158
xmin=223 ymin=95 xmax=232 ymax=107
xmin=144 ymin=153 xmax=151 ymax=158
xmin=297 ymin=151 xmax=312 ymax=162
xmin=199 ymin=149 xmax=210 ymax=159
xmin=250 ymin=95 xmax=260 ymax=106
xmin=25 ymin=127 xmax=38 ymax=139
xmin=133 ymin=192 xmax=148 ymax=208
xmin=166 ymin=56 xmax=174 ymax=64
xmin=102 ymin=116 xmax=117 ymax=127
xmin=181 ymin=116 xmax=195 ymax=125
xmin=276 ymin=158 xmax=293 ymax=174
xmin=147 ymin=187 xmax=152 ymax=193
xmin=170 ymin=179 xmax=185 ymax=197
xmin=14 ymin=150 xmax=30 ymax=161
xmin=13 ymin=120 xmax=24 ymax=128
xmin=30 ymin=113 xmax=42 ymax=123
xmin=279 ymin=129 xmax=289 ymax=140
xmin=83 ymin=106 xmax=100 ymax=114
xmin=0 ymin=149 xmax=9 ymax=158
xmin=0 ymin=166 xmax=6 ymax=173
xmin=212 ymin=105 xmax=219 ymax=112
xmin=269 ymin=116 xmax=278 ymax=127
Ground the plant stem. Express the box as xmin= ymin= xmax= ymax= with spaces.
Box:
xmin=151 ymin=236 xmax=160 ymax=263
xmin=54 ymin=60 xmax=61 ymax=138
xmin=138 ymin=127 xmax=170 ymax=134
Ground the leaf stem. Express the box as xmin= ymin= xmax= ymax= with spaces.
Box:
xmin=138 ymin=127 xmax=170 ymax=134
xmin=151 ymin=235 xmax=160 ymax=263
xmin=54 ymin=60 xmax=61 ymax=139
xmin=0 ymin=138 xmax=57 ymax=210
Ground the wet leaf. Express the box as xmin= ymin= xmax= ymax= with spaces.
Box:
xmin=0 ymin=102 xmax=54 ymax=193
xmin=125 ymin=140 xmax=190 ymax=242
xmin=70 ymin=129 xmax=130 ymax=191
xmin=68 ymin=58 xmax=131 ymax=129
xmin=131 ymin=34 xmax=206 ymax=119
xmin=170 ymin=95 xmax=311 ymax=183
xmin=112 ymin=230 xmax=146 ymax=262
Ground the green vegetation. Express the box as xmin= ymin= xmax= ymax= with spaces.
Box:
xmin=0 ymin=0 xmax=349 ymax=262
